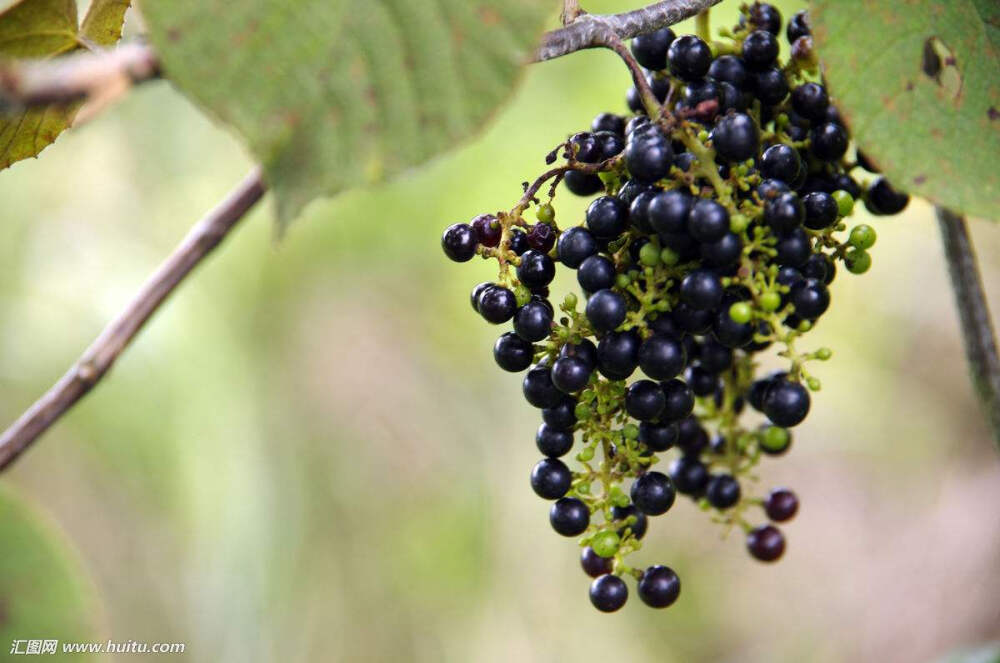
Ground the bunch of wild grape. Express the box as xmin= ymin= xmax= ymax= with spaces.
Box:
xmin=441 ymin=3 xmax=909 ymax=613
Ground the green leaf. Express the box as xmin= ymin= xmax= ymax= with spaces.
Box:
xmin=137 ymin=0 xmax=552 ymax=230
xmin=0 ymin=0 xmax=129 ymax=170
xmin=0 ymin=486 xmax=101 ymax=659
xmin=812 ymin=0 xmax=1000 ymax=220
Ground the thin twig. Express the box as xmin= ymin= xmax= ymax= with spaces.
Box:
xmin=534 ymin=0 xmax=723 ymax=62
xmin=0 ymin=41 xmax=159 ymax=108
xmin=0 ymin=169 xmax=266 ymax=471
xmin=936 ymin=207 xmax=1000 ymax=453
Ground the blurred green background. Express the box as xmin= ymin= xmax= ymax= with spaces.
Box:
xmin=1 ymin=1 xmax=999 ymax=661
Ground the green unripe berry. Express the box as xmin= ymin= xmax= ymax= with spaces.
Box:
xmin=623 ymin=423 xmax=640 ymax=440
xmin=697 ymin=129 xmax=709 ymax=142
xmin=832 ymin=189 xmax=854 ymax=217
xmin=609 ymin=485 xmax=630 ymax=508
xmin=849 ymin=224 xmax=876 ymax=250
xmin=536 ymin=203 xmax=555 ymax=224
xmin=578 ymin=446 xmax=595 ymax=462
xmin=514 ymin=284 xmax=531 ymax=307
xmin=591 ymin=530 xmax=621 ymax=558
xmin=729 ymin=301 xmax=753 ymax=324
xmin=660 ymin=247 xmax=680 ymax=265
xmin=759 ymin=291 xmax=781 ymax=312
xmin=845 ymin=248 xmax=872 ymax=274
xmin=806 ymin=377 xmax=822 ymax=391
xmin=760 ymin=426 xmax=790 ymax=453
xmin=615 ymin=273 xmax=631 ymax=289
xmin=563 ymin=292 xmax=578 ymax=310
xmin=639 ymin=242 xmax=660 ymax=267
xmin=576 ymin=481 xmax=591 ymax=494
xmin=815 ymin=347 xmax=832 ymax=360
xmin=730 ymin=213 xmax=749 ymax=233
xmin=797 ymin=319 xmax=812 ymax=332
xmin=574 ymin=403 xmax=592 ymax=421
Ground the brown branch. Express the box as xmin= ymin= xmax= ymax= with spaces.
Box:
xmin=0 ymin=42 xmax=159 ymax=109
xmin=534 ymin=0 xmax=723 ymax=62
xmin=936 ymin=207 xmax=1000 ymax=453
xmin=0 ymin=169 xmax=266 ymax=471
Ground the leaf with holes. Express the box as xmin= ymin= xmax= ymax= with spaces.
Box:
xmin=0 ymin=0 xmax=130 ymax=170
xmin=0 ymin=487 xmax=101 ymax=659
xmin=137 ymin=0 xmax=552 ymax=230
xmin=812 ymin=0 xmax=1000 ymax=220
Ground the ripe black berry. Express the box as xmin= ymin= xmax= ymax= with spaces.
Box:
xmin=713 ymin=309 xmax=754 ymax=348
xmin=789 ymin=278 xmax=830 ymax=319
xmin=541 ymin=398 xmax=576 ymax=431
xmin=680 ymin=269 xmax=724 ymax=310
xmin=557 ymin=227 xmax=597 ymax=268
xmin=810 ymin=122 xmax=848 ymax=161
xmin=577 ymin=255 xmax=617 ymax=293
xmin=759 ymin=144 xmax=801 ymax=183
xmin=551 ymin=356 xmax=593 ymax=394
xmin=742 ymin=30 xmax=779 ymax=70
xmin=747 ymin=524 xmax=785 ymax=561
xmin=639 ymin=421 xmax=678 ymax=452
xmin=508 ymin=228 xmax=529 ymax=255
xmin=537 ymin=422 xmax=574 ymax=457
xmin=708 ymin=55 xmax=747 ymax=88
xmin=625 ymin=131 xmax=673 ymax=183
xmin=592 ymin=112 xmax=625 ymax=136
xmin=586 ymin=196 xmax=629 ymax=239
xmin=550 ymin=497 xmax=590 ymax=536
xmin=744 ymin=2 xmax=782 ymax=34
xmin=802 ymin=191 xmax=838 ymax=229
xmin=581 ymin=546 xmax=613 ymax=577
xmin=630 ymin=471 xmax=676 ymax=515
xmin=527 ymin=223 xmax=556 ymax=252
xmin=625 ymin=380 xmax=667 ymax=421
xmin=701 ymin=232 xmax=742 ymax=267
xmin=589 ymin=574 xmax=628 ymax=612
xmin=648 ymin=189 xmax=692 ymax=236
xmin=764 ymin=192 xmax=804 ymax=234
xmin=612 ymin=504 xmax=649 ymax=540
xmin=514 ymin=301 xmax=553 ymax=342
xmin=441 ymin=223 xmax=478 ymax=262
xmin=478 ymin=285 xmax=517 ymax=323
xmin=595 ymin=131 xmax=626 ymax=160
xmin=667 ymin=35 xmax=711 ymax=81
xmin=791 ymin=82 xmax=829 ymax=121
xmin=668 ymin=455 xmax=709 ymax=495
xmin=470 ymin=282 xmax=491 ymax=312
xmin=750 ymin=67 xmax=788 ymax=105
xmin=711 ymin=112 xmax=759 ymax=162
xmin=786 ymin=10 xmax=810 ymax=43
xmin=705 ymin=474 xmax=741 ymax=509
xmin=586 ymin=289 xmax=627 ymax=332
xmin=531 ymin=458 xmax=572 ymax=499
xmin=776 ymin=228 xmax=811 ymax=268
xmin=687 ymin=199 xmax=730 ymax=243
xmin=493 ymin=332 xmax=534 ymax=372
xmin=631 ymin=26 xmax=675 ymax=71
xmin=866 ymin=177 xmax=909 ymax=215
xmin=638 ymin=334 xmax=686 ymax=380
xmin=523 ymin=365 xmax=562 ymax=409
xmin=764 ymin=488 xmax=799 ymax=521
xmin=517 ymin=250 xmax=556 ymax=289
xmin=597 ymin=330 xmax=640 ymax=380
xmin=638 ymin=565 xmax=681 ymax=608
xmin=570 ymin=132 xmax=601 ymax=163
xmin=762 ymin=379 xmax=810 ymax=427
xmin=660 ymin=378 xmax=695 ymax=421
xmin=563 ymin=170 xmax=604 ymax=196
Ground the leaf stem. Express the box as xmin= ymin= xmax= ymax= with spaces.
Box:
xmin=936 ymin=207 xmax=1000 ymax=453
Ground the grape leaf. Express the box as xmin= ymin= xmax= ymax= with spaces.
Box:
xmin=0 ymin=0 xmax=130 ymax=170
xmin=0 ymin=487 xmax=101 ymax=659
xmin=812 ymin=0 xmax=1000 ymax=220
xmin=137 ymin=0 xmax=552 ymax=230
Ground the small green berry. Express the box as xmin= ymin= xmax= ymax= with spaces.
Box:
xmin=623 ymin=423 xmax=640 ymax=440
xmin=797 ymin=319 xmax=812 ymax=332
xmin=609 ymin=485 xmax=630 ymax=508
xmin=760 ymin=426 xmax=790 ymax=453
xmin=832 ymin=189 xmax=854 ymax=217
xmin=845 ymin=248 xmax=872 ymax=274
xmin=697 ymin=129 xmax=710 ymax=142
xmin=591 ymin=530 xmax=621 ymax=558
xmin=574 ymin=403 xmax=592 ymax=420
xmin=806 ymin=376 xmax=822 ymax=391
xmin=660 ymin=247 xmax=680 ymax=265
xmin=729 ymin=301 xmax=753 ymax=324
xmin=849 ymin=224 xmax=876 ymax=250
xmin=578 ymin=446 xmax=595 ymax=462
xmin=730 ymin=213 xmax=749 ymax=233
xmin=536 ymin=203 xmax=555 ymax=224
xmin=639 ymin=242 xmax=660 ymax=267
xmin=760 ymin=291 xmax=781 ymax=312
xmin=815 ymin=347 xmax=833 ymax=360
xmin=615 ymin=273 xmax=631 ymax=289
xmin=563 ymin=292 xmax=578 ymax=310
